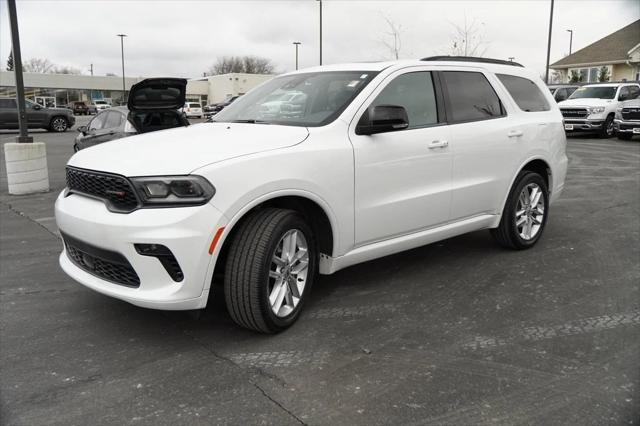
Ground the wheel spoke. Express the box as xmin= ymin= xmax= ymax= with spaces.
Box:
xmin=530 ymin=188 xmax=542 ymax=207
xmin=288 ymin=277 xmax=301 ymax=298
xmin=269 ymin=280 xmax=287 ymax=312
xmin=272 ymin=255 xmax=286 ymax=268
xmin=290 ymin=248 xmax=307 ymax=267
xmin=269 ymin=270 xmax=282 ymax=280
xmin=283 ymin=232 xmax=297 ymax=261
xmin=516 ymin=216 xmax=527 ymax=227
xmin=291 ymin=261 xmax=308 ymax=275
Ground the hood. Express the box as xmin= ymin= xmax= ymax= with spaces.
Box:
xmin=621 ymin=99 xmax=640 ymax=108
xmin=558 ymin=98 xmax=615 ymax=108
xmin=68 ymin=122 xmax=309 ymax=176
xmin=127 ymin=78 xmax=187 ymax=111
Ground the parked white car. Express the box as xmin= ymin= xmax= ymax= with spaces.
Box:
xmin=183 ymin=102 xmax=203 ymax=118
xmin=93 ymin=100 xmax=111 ymax=111
xmin=614 ymin=98 xmax=640 ymax=140
xmin=56 ymin=57 xmax=568 ymax=333
xmin=558 ymin=82 xmax=640 ymax=138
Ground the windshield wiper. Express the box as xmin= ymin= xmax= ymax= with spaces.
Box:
xmin=230 ymin=119 xmax=270 ymax=124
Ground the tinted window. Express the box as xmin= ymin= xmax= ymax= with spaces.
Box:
xmin=629 ymin=86 xmax=640 ymax=99
xmin=370 ymin=72 xmax=438 ymax=128
xmin=569 ymin=86 xmax=617 ymax=100
xmin=89 ymin=112 xmax=107 ymax=130
xmin=497 ymin=74 xmax=550 ymax=112
xmin=0 ymin=99 xmax=17 ymax=108
xmin=104 ymin=111 xmax=123 ymax=129
xmin=442 ymin=71 xmax=504 ymax=122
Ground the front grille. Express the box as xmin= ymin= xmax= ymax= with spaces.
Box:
xmin=560 ymin=108 xmax=588 ymax=119
xmin=621 ymin=108 xmax=640 ymax=121
xmin=66 ymin=167 xmax=139 ymax=213
xmin=62 ymin=232 xmax=140 ymax=287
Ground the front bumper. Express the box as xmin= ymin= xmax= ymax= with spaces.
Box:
xmin=563 ymin=119 xmax=604 ymax=132
xmin=55 ymin=191 xmax=228 ymax=310
xmin=614 ymin=119 xmax=640 ymax=134
xmin=67 ymin=115 xmax=76 ymax=126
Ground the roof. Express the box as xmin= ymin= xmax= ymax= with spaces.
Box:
xmin=550 ymin=20 xmax=640 ymax=68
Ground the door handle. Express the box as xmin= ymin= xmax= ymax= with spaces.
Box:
xmin=508 ymin=130 xmax=524 ymax=138
xmin=428 ymin=140 xmax=449 ymax=149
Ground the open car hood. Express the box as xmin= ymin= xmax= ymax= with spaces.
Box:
xmin=127 ymin=78 xmax=187 ymax=111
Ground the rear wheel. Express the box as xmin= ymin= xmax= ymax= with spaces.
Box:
xmin=491 ymin=171 xmax=549 ymax=250
xmin=224 ymin=208 xmax=317 ymax=333
xmin=49 ymin=116 xmax=68 ymax=132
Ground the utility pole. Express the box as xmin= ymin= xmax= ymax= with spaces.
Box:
xmin=544 ymin=0 xmax=554 ymax=84
xmin=317 ymin=0 xmax=323 ymax=65
xmin=7 ymin=0 xmax=31 ymax=143
xmin=566 ymin=29 xmax=573 ymax=55
xmin=89 ymin=63 xmax=94 ymax=76
xmin=293 ymin=42 xmax=301 ymax=70
xmin=117 ymin=34 xmax=127 ymax=103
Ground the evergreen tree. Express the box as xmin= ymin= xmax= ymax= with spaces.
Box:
xmin=6 ymin=51 xmax=14 ymax=71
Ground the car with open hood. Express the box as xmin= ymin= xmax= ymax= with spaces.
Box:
xmin=73 ymin=78 xmax=190 ymax=151
xmin=56 ymin=57 xmax=568 ymax=333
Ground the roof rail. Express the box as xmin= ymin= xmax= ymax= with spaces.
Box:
xmin=421 ymin=56 xmax=524 ymax=67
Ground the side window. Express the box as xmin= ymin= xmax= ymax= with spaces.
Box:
xmin=555 ymin=88 xmax=567 ymax=101
xmin=104 ymin=111 xmax=123 ymax=129
xmin=629 ymin=86 xmax=640 ymax=99
xmin=89 ymin=112 xmax=107 ymax=131
xmin=618 ymin=86 xmax=629 ymax=100
xmin=497 ymin=74 xmax=550 ymax=112
xmin=566 ymin=87 xmax=578 ymax=97
xmin=442 ymin=71 xmax=504 ymax=122
xmin=370 ymin=71 xmax=438 ymax=128
xmin=0 ymin=99 xmax=17 ymax=108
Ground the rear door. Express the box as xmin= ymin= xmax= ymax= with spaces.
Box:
xmin=0 ymin=98 xmax=18 ymax=128
xmin=439 ymin=69 xmax=517 ymax=220
xmin=350 ymin=68 xmax=453 ymax=245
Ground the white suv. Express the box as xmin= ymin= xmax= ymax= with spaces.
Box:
xmin=55 ymin=57 xmax=568 ymax=333
xmin=558 ymin=82 xmax=640 ymax=138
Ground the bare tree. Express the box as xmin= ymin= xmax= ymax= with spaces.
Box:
xmin=448 ymin=15 xmax=489 ymax=57
xmin=54 ymin=66 xmax=82 ymax=75
xmin=380 ymin=16 xmax=403 ymax=60
xmin=207 ymin=56 xmax=274 ymax=75
xmin=22 ymin=58 xmax=55 ymax=73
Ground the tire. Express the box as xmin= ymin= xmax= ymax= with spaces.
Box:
xmin=617 ymin=133 xmax=633 ymax=141
xmin=491 ymin=171 xmax=549 ymax=250
xmin=224 ymin=208 xmax=317 ymax=333
xmin=49 ymin=116 xmax=69 ymax=132
xmin=599 ymin=114 xmax=615 ymax=138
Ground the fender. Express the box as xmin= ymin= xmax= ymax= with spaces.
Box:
xmin=491 ymin=154 xmax=553 ymax=228
xmin=202 ymin=188 xmax=340 ymax=291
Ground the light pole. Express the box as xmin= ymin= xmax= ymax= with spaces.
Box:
xmin=116 ymin=34 xmax=127 ymax=103
xmin=544 ymin=0 xmax=554 ymax=84
xmin=293 ymin=42 xmax=302 ymax=70
xmin=317 ymin=0 xmax=322 ymax=65
xmin=7 ymin=0 xmax=31 ymax=143
xmin=566 ymin=29 xmax=573 ymax=55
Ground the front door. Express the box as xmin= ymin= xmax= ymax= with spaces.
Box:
xmin=350 ymin=69 xmax=453 ymax=246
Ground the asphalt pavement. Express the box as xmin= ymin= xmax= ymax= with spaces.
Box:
xmin=1 ymin=123 xmax=639 ymax=425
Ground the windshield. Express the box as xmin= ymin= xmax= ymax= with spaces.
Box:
xmin=568 ymin=86 xmax=617 ymax=100
xmin=95 ymin=101 xmax=107 ymax=105
xmin=213 ymin=71 xmax=378 ymax=127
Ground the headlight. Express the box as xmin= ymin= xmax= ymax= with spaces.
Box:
xmin=130 ymin=175 xmax=215 ymax=207
xmin=615 ymin=107 xmax=622 ymax=120
xmin=588 ymin=107 xmax=605 ymax=114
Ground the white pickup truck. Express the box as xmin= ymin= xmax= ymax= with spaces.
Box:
xmin=558 ymin=82 xmax=640 ymax=138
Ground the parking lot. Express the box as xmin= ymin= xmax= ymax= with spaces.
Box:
xmin=1 ymin=122 xmax=638 ymax=425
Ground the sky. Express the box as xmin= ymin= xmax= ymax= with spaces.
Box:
xmin=1 ymin=0 xmax=638 ymax=79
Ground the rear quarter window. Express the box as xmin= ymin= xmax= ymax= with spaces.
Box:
xmin=497 ymin=74 xmax=550 ymax=112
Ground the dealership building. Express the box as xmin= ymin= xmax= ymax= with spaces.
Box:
xmin=0 ymin=71 xmax=272 ymax=108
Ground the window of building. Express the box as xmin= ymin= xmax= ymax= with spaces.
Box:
xmin=442 ymin=71 xmax=504 ymax=123
xmin=497 ymin=74 xmax=550 ymax=112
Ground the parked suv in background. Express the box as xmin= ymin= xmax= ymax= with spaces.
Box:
xmin=93 ymin=100 xmax=111 ymax=111
xmin=55 ymin=57 xmax=567 ymax=333
xmin=0 ymin=97 xmax=75 ymax=132
xmin=183 ymin=102 xmax=203 ymax=118
xmin=204 ymin=95 xmax=241 ymax=119
xmin=558 ymin=82 xmax=640 ymax=137
xmin=615 ymin=98 xmax=640 ymax=140
xmin=548 ymin=84 xmax=580 ymax=102
xmin=74 ymin=78 xmax=190 ymax=151
xmin=68 ymin=101 xmax=89 ymax=115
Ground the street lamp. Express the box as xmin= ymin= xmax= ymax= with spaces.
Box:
xmin=317 ymin=0 xmax=322 ymax=65
xmin=544 ymin=0 xmax=555 ymax=84
xmin=566 ymin=29 xmax=573 ymax=55
xmin=293 ymin=42 xmax=302 ymax=70
xmin=116 ymin=34 xmax=127 ymax=103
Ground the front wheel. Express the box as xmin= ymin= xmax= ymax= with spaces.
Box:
xmin=49 ymin=116 xmax=69 ymax=132
xmin=224 ymin=208 xmax=317 ymax=333
xmin=599 ymin=115 xmax=615 ymax=138
xmin=491 ymin=171 xmax=549 ymax=250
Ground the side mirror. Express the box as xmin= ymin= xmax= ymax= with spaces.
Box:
xmin=356 ymin=105 xmax=409 ymax=135
xmin=77 ymin=125 xmax=88 ymax=134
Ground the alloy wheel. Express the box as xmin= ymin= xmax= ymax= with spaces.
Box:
xmin=515 ymin=183 xmax=545 ymax=241
xmin=268 ymin=229 xmax=309 ymax=317
xmin=52 ymin=118 xmax=67 ymax=132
